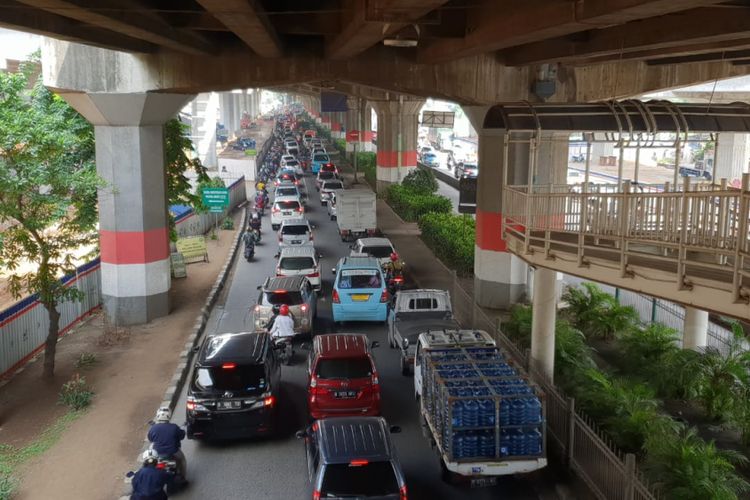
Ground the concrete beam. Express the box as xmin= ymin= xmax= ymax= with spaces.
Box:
xmin=573 ymin=39 xmax=750 ymax=66
xmin=15 ymin=0 xmax=215 ymax=56
xmin=420 ymin=0 xmax=728 ymax=64
xmin=505 ymin=7 xmax=750 ymax=66
xmin=327 ymin=0 xmax=449 ymax=60
xmin=196 ymin=0 xmax=282 ymax=58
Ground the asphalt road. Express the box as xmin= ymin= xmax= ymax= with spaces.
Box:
xmin=171 ymin=173 xmax=542 ymax=500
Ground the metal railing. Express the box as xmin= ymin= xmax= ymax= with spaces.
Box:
xmin=503 ymin=175 xmax=750 ymax=308
xmin=445 ymin=271 xmax=658 ymax=499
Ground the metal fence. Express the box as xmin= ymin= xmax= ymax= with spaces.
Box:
xmin=0 ymin=258 xmax=102 ymax=379
xmin=444 ymin=267 xmax=659 ymax=500
xmin=0 ymin=177 xmax=248 ymax=380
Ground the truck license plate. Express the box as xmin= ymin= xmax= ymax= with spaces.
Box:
xmin=470 ymin=477 xmax=497 ymax=488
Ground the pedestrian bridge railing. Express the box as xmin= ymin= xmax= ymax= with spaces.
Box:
xmin=502 ymin=176 xmax=750 ymax=320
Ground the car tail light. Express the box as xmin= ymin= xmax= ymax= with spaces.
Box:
xmin=350 ymin=459 xmax=369 ymax=466
xmin=297 ymin=207 xmax=304 ymax=213
xmin=264 ymin=395 xmax=276 ymax=407
xmin=400 ymin=485 xmax=408 ymax=500
xmin=393 ymin=276 xmax=404 ymax=284
xmin=301 ymin=304 xmax=308 ymax=313
xmin=332 ymin=289 xmax=340 ymax=304
xmin=313 ymin=490 xmax=321 ymax=500
xmin=380 ymin=290 xmax=390 ymax=303
xmin=307 ymin=272 xmax=319 ymax=278
xmin=272 ymin=207 xmax=280 ymax=213
xmin=222 ymin=362 xmax=236 ymax=369
xmin=254 ymin=304 xmax=261 ymax=313
xmin=186 ymin=397 xmax=196 ymax=411
xmin=156 ymin=462 xmax=166 ymax=470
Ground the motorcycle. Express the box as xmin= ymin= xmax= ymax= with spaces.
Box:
xmin=244 ymin=239 xmax=255 ymax=261
xmin=387 ymin=272 xmax=405 ymax=298
xmin=273 ymin=336 xmax=294 ymax=365
xmin=130 ymin=445 xmax=187 ymax=495
xmin=251 ymin=228 xmax=262 ymax=243
xmin=255 ymin=195 xmax=266 ymax=216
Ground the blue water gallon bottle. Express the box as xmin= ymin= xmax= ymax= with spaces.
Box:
xmin=463 ymin=399 xmax=479 ymax=427
xmin=526 ymin=428 xmax=543 ymax=455
xmin=499 ymin=429 xmax=511 ymax=457
xmin=510 ymin=398 xmax=526 ymax=425
xmin=526 ymin=397 xmax=542 ymax=424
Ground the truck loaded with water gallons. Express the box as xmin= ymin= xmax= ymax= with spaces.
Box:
xmin=414 ymin=329 xmax=547 ymax=487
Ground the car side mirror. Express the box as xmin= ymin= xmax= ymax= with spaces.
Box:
xmin=256 ymin=285 xmax=262 ymax=290
xmin=274 ymin=252 xmax=280 ymax=259
xmin=389 ymin=425 xmax=402 ymax=434
xmin=318 ymin=253 xmax=323 ymax=259
xmin=311 ymin=224 xmax=317 ymax=229
xmin=402 ymin=338 xmax=409 ymax=350
xmin=295 ymin=430 xmax=307 ymax=439
xmin=371 ymin=340 xmax=380 ymax=349
xmin=192 ymin=345 xmax=200 ymax=353
xmin=348 ymin=245 xmax=354 ymax=250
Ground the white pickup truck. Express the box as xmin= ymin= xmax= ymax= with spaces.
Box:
xmin=387 ymin=289 xmax=459 ymax=375
xmin=414 ymin=329 xmax=547 ymax=486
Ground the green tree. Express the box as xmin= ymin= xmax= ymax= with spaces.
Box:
xmin=0 ymin=64 xmax=100 ymax=378
xmin=164 ymin=118 xmax=208 ymax=240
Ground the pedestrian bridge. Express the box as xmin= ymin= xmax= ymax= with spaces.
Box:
xmin=502 ymin=177 xmax=750 ymax=320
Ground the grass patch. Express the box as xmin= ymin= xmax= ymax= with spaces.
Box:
xmin=0 ymin=410 xmax=83 ymax=499
xmin=74 ymin=352 xmax=97 ymax=370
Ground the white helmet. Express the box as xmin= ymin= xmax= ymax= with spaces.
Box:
xmin=141 ymin=447 xmax=159 ymax=464
xmin=155 ymin=406 xmax=171 ymax=423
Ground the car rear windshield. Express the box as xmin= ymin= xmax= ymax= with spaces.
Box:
xmin=276 ymin=201 xmax=301 ymax=210
xmin=276 ymin=188 xmax=298 ymax=197
xmin=262 ymin=290 xmax=303 ymax=305
xmin=318 ymin=172 xmax=336 ymax=180
xmin=321 ymin=462 xmax=398 ymax=497
xmin=316 ymin=358 xmax=373 ymax=379
xmin=323 ymin=182 xmax=344 ymax=190
xmin=280 ymin=257 xmax=315 ymax=270
xmin=362 ymin=246 xmax=393 ymax=259
xmin=337 ymin=270 xmax=382 ymax=289
xmin=195 ymin=365 xmax=266 ymax=394
xmin=281 ymin=225 xmax=309 ymax=235
xmin=313 ymin=154 xmax=330 ymax=162
xmin=279 ymin=173 xmax=294 ymax=181
xmin=286 ymin=160 xmax=300 ymax=167
xmin=321 ymin=164 xmax=336 ymax=171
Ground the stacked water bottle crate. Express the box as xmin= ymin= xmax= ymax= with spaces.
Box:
xmin=423 ymin=346 xmax=545 ymax=462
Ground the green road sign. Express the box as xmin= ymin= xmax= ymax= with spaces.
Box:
xmin=209 ymin=205 xmax=224 ymax=213
xmin=244 ymin=149 xmax=257 ymax=156
xmin=202 ymin=187 xmax=229 ymax=207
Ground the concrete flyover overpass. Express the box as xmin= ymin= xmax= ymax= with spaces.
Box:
xmin=2 ymin=0 xmax=750 ymax=326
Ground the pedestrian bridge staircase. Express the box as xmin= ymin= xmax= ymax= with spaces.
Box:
xmin=502 ymin=176 xmax=750 ymax=320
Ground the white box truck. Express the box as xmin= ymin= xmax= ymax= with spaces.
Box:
xmin=335 ymin=189 xmax=377 ymax=242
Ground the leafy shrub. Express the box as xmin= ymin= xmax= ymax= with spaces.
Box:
xmin=418 ymin=212 xmax=475 ymax=275
xmin=554 ymin=321 xmax=596 ymax=384
xmin=58 ymin=374 xmax=94 ymax=410
xmin=221 ymin=217 xmax=234 ymax=230
xmin=334 ymin=138 xmax=346 ymax=153
xmin=644 ymin=427 xmax=750 ymax=500
xmin=0 ymin=472 xmax=15 ymax=500
xmin=74 ymin=352 xmax=97 ymax=370
xmin=402 ymin=168 xmax=438 ymax=194
xmin=655 ymin=348 xmax=704 ymax=399
xmin=692 ymin=345 xmax=750 ymax=421
xmin=354 ymin=152 xmax=376 ymax=187
xmin=620 ymin=324 xmax=679 ymax=375
xmin=561 ymin=283 xmax=638 ymax=339
xmin=386 ymin=185 xmax=452 ymax=222
xmin=503 ymin=305 xmax=532 ymax=344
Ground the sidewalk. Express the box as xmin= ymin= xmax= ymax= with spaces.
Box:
xmin=0 ymin=209 xmax=243 ymax=500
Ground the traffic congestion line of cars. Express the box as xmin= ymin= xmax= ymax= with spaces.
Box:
xmin=181 ymin=106 xmax=546 ymax=499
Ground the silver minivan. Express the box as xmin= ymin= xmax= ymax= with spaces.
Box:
xmin=275 ymin=246 xmax=321 ymax=290
xmin=278 ymin=218 xmax=314 ymax=248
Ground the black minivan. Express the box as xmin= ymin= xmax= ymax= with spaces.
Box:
xmin=186 ymin=332 xmax=281 ymax=440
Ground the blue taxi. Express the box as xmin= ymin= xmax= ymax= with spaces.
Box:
xmin=331 ymin=256 xmax=389 ymax=323
xmin=310 ymin=152 xmax=331 ymax=174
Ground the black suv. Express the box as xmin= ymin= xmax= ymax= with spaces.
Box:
xmin=186 ymin=332 xmax=281 ymax=440
xmin=298 ymin=417 xmax=407 ymax=500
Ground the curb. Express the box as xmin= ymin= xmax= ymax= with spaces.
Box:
xmin=121 ymin=207 xmax=247 ymax=494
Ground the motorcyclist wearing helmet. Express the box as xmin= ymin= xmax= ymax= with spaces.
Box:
xmin=249 ymin=211 xmax=262 ymax=231
xmin=382 ymin=252 xmax=404 ymax=277
xmin=147 ymin=407 xmax=187 ymax=480
xmin=269 ymin=304 xmax=295 ymax=339
xmin=130 ymin=455 xmax=168 ymax=500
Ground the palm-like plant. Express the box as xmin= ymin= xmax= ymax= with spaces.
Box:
xmin=620 ymin=323 xmax=680 ymax=375
xmin=655 ymin=348 xmax=703 ymax=399
xmin=554 ymin=321 xmax=595 ymax=386
xmin=586 ymin=303 xmax=640 ymax=340
xmin=644 ymin=427 xmax=750 ymax=500
xmin=729 ymin=384 xmax=750 ymax=447
xmin=561 ymin=282 xmax=615 ymax=332
xmin=503 ymin=305 xmax=533 ymax=347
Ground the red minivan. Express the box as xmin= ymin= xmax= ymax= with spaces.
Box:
xmin=307 ymin=334 xmax=381 ymax=419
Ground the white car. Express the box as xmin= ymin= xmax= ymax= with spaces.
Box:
xmin=271 ymin=195 xmax=304 ymax=230
xmin=350 ymin=237 xmax=396 ymax=266
xmin=278 ymin=218 xmax=314 ymax=248
xmin=280 ymin=154 xmax=296 ymax=167
xmin=285 ymin=159 xmax=305 ymax=176
xmin=319 ymin=179 xmax=344 ymax=205
xmin=275 ymin=183 xmax=304 ymax=204
xmin=275 ymin=246 xmax=321 ymax=290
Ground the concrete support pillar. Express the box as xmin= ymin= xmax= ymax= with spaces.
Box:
xmin=715 ymin=133 xmax=749 ymax=188
xmin=230 ymin=93 xmax=241 ymax=138
xmin=464 ymin=106 xmax=527 ymax=308
xmin=531 ymin=268 xmax=557 ymax=380
xmin=372 ymin=99 xmax=424 ymax=192
xmin=360 ymin=101 xmax=375 ymax=152
xmin=331 ymin=111 xmax=344 ymax=139
xmin=683 ymin=306 xmax=709 ymax=350
xmin=219 ymin=92 xmax=232 ymax=130
xmin=60 ymin=92 xmax=193 ymax=325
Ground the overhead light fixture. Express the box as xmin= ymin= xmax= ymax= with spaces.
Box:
xmin=383 ymin=24 xmax=420 ymax=48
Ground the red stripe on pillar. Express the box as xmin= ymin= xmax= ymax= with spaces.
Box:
xmin=100 ymin=228 xmax=170 ymax=264
xmin=331 ymin=122 xmax=342 ymax=132
xmin=377 ymin=150 xmax=418 ymax=168
xmin=475 ymin=209 xmax=507 ymax=252
xmin=322 ymin=116 xmax=331 ymax=123
xmin=362 ymin=131 xmax=374 ymax=141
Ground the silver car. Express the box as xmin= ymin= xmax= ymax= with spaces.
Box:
xmin=278 ymin=218 xmax=314 ymax=248
xmin=319 ymin=179 xmax=344 ymax=205
xmin=271 ymin=196 xmax=304 ymax=230
xmin=252 ymin=276 xmax=317 ymax=335
xmin=275 ymin=246 xmax=321 ymax=290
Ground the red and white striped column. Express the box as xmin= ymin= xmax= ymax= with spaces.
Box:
xmin=372 ymin=99 xmax=424 ymax=192
xmin=62 ymin=92 xmax=193 ymax=325
xmin=464 ymin=106 xmax=528 ymax=308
